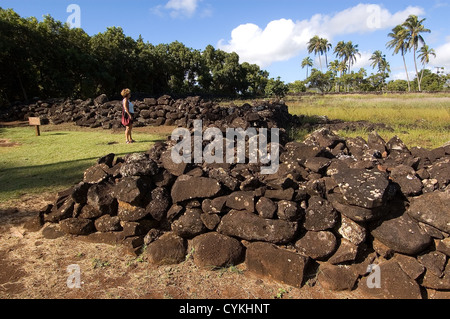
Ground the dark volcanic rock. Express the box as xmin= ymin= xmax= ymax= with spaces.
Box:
xmin=389 ymin=165 xmax=423 ymax=197
xmin=60 ymin=218 xmax=94 ymax=235
xmin=171 ymin=208 xmax=206 ymax=238
xmin=171 ymin=175 xmax=222 ymax=203
xmin=146 ymin=187 xmax=171 ymax=221
xmin=371 ymin=212 xmax=432 ymax=255
xmin=295 ymin=231 xmax=337 ymax=260
xmin=328 ymin=193 xmax=388 ymax=222
xmin=255 ymin=197 xmax=277 ymax=219
xmin=94 ymin=215 xmax=121 ymax=232
xmin=192 ymin=232 xmax=244 ymax=268
xmin=114 ymin=176 xmax=153 ymax=206
xmin=407 ymin=190 xmax=450 ymax=233
xmin=217 ymin=210 xmax=298 ymax=244
xmin=226 ymin=191 xmax=255 ymax=213
xmin=146 ymin=232 xmax=187 ymax=265
xmin=303 ymin=196 xmax=338 ymax=231
xmin=87 ymin=183 xmax=118 ymax=217
xmin=332 ymin=168 xmax=391 ymax=209
xmin=120 ymin=153 xmax=159 ymax=177
xmin=246 ymin=241 xmax=309 ymax=287
xmin=359 ymin=260 xmax=422 ymax=299
xmin=83 ymin=164 xmax=110 ymax=184
xmin=277 ymin=200 xmax=302 ymax=222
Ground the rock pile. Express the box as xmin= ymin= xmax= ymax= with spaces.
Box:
xmin=1 ymin=94 xmax=393 ymax=136
xmin=0 ymin=94 xmax=301 ymax=131
xmin=33 ymin=115 xmax=450 ymax=298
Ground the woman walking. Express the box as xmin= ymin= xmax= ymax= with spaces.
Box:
xmin=121 ymin=88 xmax=135 ymax=144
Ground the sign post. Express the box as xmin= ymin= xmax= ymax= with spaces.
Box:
xmin=28 ymin=117 xmax=41 ymax=136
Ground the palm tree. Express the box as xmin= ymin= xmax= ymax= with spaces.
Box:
xmin=301 ymin=57 xmax=314 ymax=79
xmin=334 ymin=41 xmax=346 ymax=66
xmin=338 ymin=60 xmax=348 ymax=76
xmin=386 ymin=25 xmax=411 ymax=91
xmin=418 ymin=44 xmax=436 ymax=87
xmin=307 ymin=36 xmax=324 ymax=71
xmin=321 ymin=38 xmax=333 ymax=69
xmin=370 ymin=50 xmax=385 ymax=72
xmin=402 ymin=15 xmax=431 ymax=91
xmin=344 ymin=41 xmax=361 ymax=74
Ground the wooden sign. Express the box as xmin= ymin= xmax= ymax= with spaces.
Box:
xmin=28 ymin=117 xmax=41 ymax=136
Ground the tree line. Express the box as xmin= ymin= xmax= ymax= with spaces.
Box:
xmin=0 ymin=8 xmax=271 ymax=107
xmin=297 ymin=15 xmax=449 ymax=94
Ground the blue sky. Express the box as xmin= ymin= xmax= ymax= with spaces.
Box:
xmin=2 ymin=0 xmax=450 ymax=83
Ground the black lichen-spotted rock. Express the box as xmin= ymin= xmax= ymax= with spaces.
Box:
xmin=332 ymin=168 xmax=391 ymax=209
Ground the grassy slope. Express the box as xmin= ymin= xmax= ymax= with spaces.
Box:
xmin=286 ymin=93 xmax=450 ymax=149
xmin=0 ymin=125 xmax=165 ymax=202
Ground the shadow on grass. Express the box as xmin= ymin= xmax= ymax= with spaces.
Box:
xmin=0 ymin=151 xmax=147 ymax=202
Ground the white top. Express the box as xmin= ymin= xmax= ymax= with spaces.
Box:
xmin=129 ymin=102 xmax=134 ymax=114
xmin=124 ymin=99 xmax=134 ymax=114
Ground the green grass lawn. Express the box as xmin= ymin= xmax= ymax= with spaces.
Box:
xmin=286 ymin=93 xmax=450 ymax=149
xmin=0 ymin=125 xmax=166 ymax=203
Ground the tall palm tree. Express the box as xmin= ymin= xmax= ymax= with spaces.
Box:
xmin=386 ymin=25 xmax=411 ymax=91
xmin=370 ymin=50 xmax=391 ymax=75
xmin=402 ymin=15 xmax=431 ymax=92
xmin=321 ymin=38 xmax=333 ymax=69
xmin=334 ymin=41 xmax=346 ymax=65
xmin=418 ymin=44 xmax=436 ymax=87
xmin=307 ymin=36 xmax=323 ymax=71
xmin=301 ymin=57 xmax=314 ymax=79
xmin=344 ymin=41 xmax=361 ymax=74
xmin=370 ymin=50 xmax=385 ymax=72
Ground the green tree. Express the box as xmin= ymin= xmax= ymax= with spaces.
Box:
xmin=387 ymin=25 xmax=411 ymax=92
xmin=402 ymin=15 xmax=431 ymax=92
xmin=307 ymin=36 xmax=324 ymax=71
xmin=265 ymin=77 xmax=289 ymax=98
xmin=301 ymin=57 xmax=314 ymax=79
xmin=417 ymin=44 xmax=436 ymax=88
xmin=344 ymin=41 xmax=361 ymax=74
xmin=307 ymin=69 xmax=334 ymax=93
xmin=288 ymin=80 xmax=307 ymax=94
xmin=386 ymin=79 xmax=409 ymax=92
xmin=321 ymin=38 xmax=333 ymax=69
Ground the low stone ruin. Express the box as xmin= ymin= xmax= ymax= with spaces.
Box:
xmin=21 ymin=97 xmax=449 ymax=299
xmin=1 ymin=94 xmax=393 ymax=135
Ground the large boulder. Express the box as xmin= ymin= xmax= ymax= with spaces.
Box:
xmin=171 ymin=175 xmax=222 ymax=203
xmin=114 ymin=176 xmax=153 ymax=206
xmin=303 ymin=196 xmax=338 ymax=231
xmin=407 ymin=190 xmax=450 ymax=233
xmin=120 ymin=153 xmax=159 ymax=177
xmin=359 ymin=260 xmax=423 ymax=299
xmin=59 ymin=218 xmax=94 ymax=236
xmin=294 ymin=231 xmax=337 ymax=260
xmin=371 ymin=212 xmax=432 ymax=255
xmin=171 ymin=208 xmax=206 ymax=239
xmin=192 ymin=232 xmax=244 ymax=268
xmin=332 ymin=168 xmax=391 ymax=209
xmin=146 ymin=232 xmax=187 ymax=265
xmin=245 ymin=242 xmax=309 ymax=287
xmin=217 ymin=210 xmax=298 ymax=244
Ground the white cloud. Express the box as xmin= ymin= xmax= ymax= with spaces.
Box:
xmin=218 ymin=4 xmax=425 ymax=68
xmin=432 ymin=41 xmax=450 ymax=72
xmin=352 ymin=52 xmax=373 ymax=71
xmin=152 ymin=0 xmax=202 ymax=18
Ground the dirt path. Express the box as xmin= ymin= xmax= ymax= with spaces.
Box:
xmin=0 ymin=193 xmax=374 ymax=300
